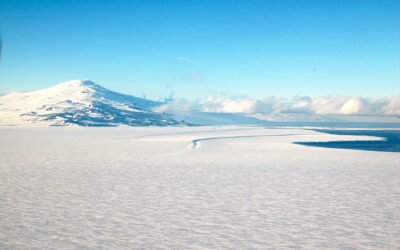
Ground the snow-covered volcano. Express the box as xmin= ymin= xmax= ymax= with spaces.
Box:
xmin=0 ymin=80 xmax=186 ymax=126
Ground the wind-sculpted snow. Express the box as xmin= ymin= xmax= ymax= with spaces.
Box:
xmin=0 ymin=126 xmax=399 ymax=249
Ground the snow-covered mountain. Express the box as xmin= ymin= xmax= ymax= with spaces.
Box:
xmin=2 ymin=79 xmax=398 ymax=127
xmin=0 ymin=80 xmax=187 ymax=126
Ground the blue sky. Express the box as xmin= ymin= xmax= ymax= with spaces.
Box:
xmin=0 ymin=0 xmax=399 ymax=99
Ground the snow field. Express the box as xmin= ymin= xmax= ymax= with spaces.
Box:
xmin=0 ymin=126 xmax=399 ymax=249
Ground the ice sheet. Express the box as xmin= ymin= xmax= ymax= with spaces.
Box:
xmin=0 ymin=126 xmax=399 ymax=249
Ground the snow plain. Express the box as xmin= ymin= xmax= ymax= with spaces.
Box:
xmin=0 ymin=126 xmax=399 ymax=249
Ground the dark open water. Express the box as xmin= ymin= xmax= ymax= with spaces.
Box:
xmin=295 ymin=129 xmax=400 ymax=152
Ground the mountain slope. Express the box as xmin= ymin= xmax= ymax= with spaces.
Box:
xmin=0 ymin=80 xmax=186 ymax=126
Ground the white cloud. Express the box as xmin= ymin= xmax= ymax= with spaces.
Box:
xmin=200 ymin=96 xmax=257 ymax=113
xmin=157 ymin=94 xmax=400 ymax=116
xmin=381 ymin=96 xmax=400 ymax=115
xmin=153 ymin=98 xmax=197 ymax=113
xmin=338 ymin=98 xmax=363 ymax=114
xmin=176 ymin=57 xmax=192 ymax=62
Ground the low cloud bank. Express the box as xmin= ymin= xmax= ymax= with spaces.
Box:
xmin=155 ymin=95 xmax=400 ymax=116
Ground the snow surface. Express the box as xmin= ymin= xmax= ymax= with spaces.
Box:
xmin=0 ymin=126 xmax=399 ymax=249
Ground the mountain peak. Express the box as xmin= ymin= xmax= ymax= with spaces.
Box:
xmin=53 ymin=79 xmax=100 ymax=90
xmin=0 ymin=80 xmax=186 ymax=127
